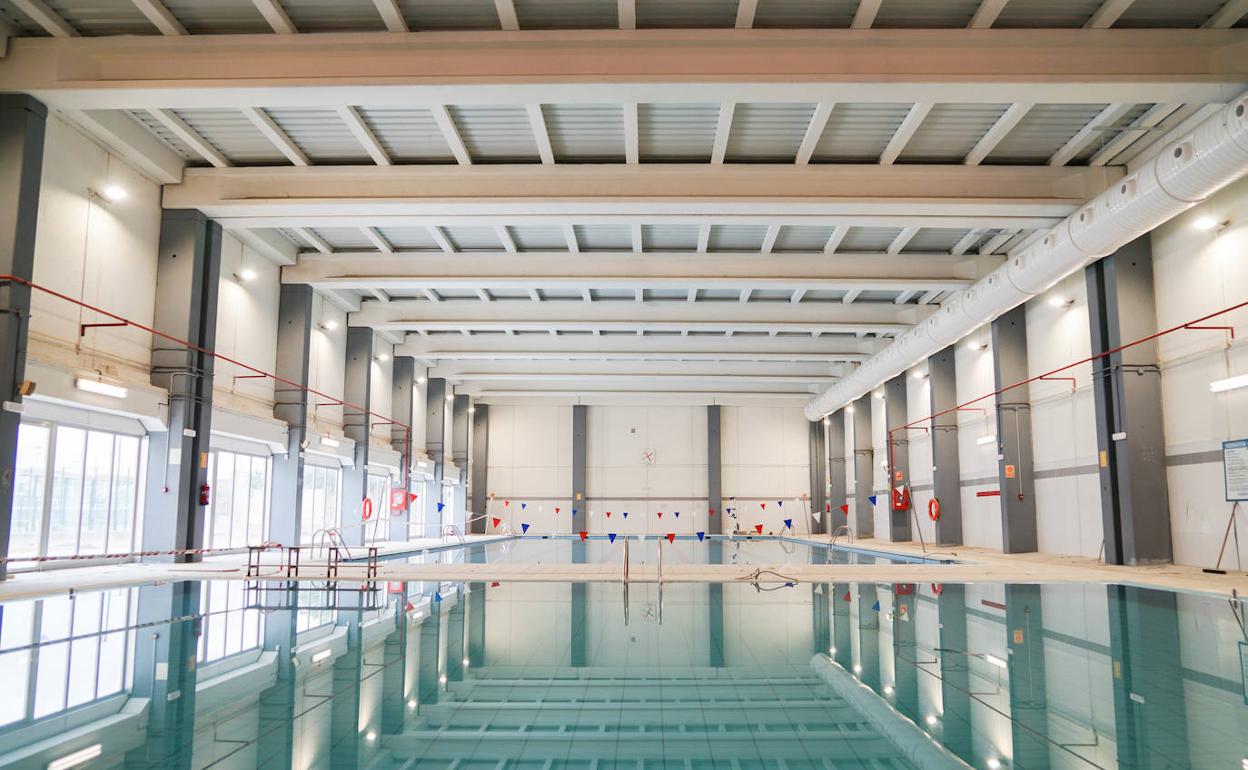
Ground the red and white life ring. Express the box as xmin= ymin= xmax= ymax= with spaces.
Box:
xmin=361 ymin=497 xmax=373 ymax=521
xmin=928 ymin=497 xmax=941 ymax=522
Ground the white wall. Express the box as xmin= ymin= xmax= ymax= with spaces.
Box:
xmin=955 ymin=334 xmax=1003 ymax=550
xmin=907 ymin=367 xmax=934 ymax=544
xmin=1153 ymin=176 xmax=1248 ymax=568
xmin=306 ymin=295 xmax=347 ymax=437
xmin=722 ymin=405 xmax=810 ymax=534
xmin=485 ymin=404 xmax=572 ymax=533
xmin=212 ymin=231 xmax=280 ymax=424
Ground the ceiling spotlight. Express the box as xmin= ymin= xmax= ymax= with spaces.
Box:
xmin=912 ymin=371 xmax=928 ymax=380
xmin=238 ymin=268 xmax=257 ymax=282
xmin=417 ymin=376 xmax=427 ymax=385
xmin=446 ymin=393 xmax=455 ymax=401
xmin=966 ymin=341 xmax=987 ymax=353
xmin=101 ymin=185 xmax=127 ymax=202
xmin=323 ymin=319 xmax=340 ymax=331
xmin=75 ymin=378 xmax=128 ymax=399
xmin=1194 ymin=216 xmax=1228 ymax=233
xmin=1048 ymin=295 xmax=1074 ymax=309
xmin=925 ymin=714 xmax=939 ymax=726
xmin=377 ymin=353 xmax=391 ymax=362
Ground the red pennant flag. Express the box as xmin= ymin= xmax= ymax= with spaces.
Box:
xmin=606 ymin=511 xmax=612 ymax=518
xmin=491 ymin=581 xmax=500 ymax=588
xmin=709 ymin=508 xmax=716 ymax=515
xmin=404 ymin=601 xmax=415 ymax=612
xmin=579 ymin=531 xmax=588 ymax=541
xmin=492 ymin=517 xmax=501 ymax=528
xmin=657 ymin=511 xmax=663 ymax=518
xmin=555 ymin=507 xmax=561 ymax=514
xmin=826 ymin=502 xmax=831 ymax=512
xmin=754 ymin=524 xmax=764 ymax=534
xmin=839 ymin=504 xmax=849 ymax=514
xmin=841 ymin=591 xmax=852 ymax=603
xmin=504 ymin=500 xmax=510 ymax=507
xmin=666 ymin=533 xmax=676 ymax=544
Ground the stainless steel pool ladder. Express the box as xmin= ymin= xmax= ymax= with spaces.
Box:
xmin=441 ymin=524 xmax=466 ymax=545
xmin=622 ymin=538 xmax=630 ymax=625
xmin=657 ymin=537 xmax=664 ymax=625
xmin=829 ymin=525 xmax=855 ymax=548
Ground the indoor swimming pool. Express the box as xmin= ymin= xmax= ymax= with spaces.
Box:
xmin=0 ymin=577 xmax=1242 ymax=769
xmin=375 ymin=534 xmax=950 ymax=568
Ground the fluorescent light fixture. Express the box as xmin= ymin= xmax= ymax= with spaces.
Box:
xmin=311 ymin=649 xmax=333 ymax=664
xmin=48 ymin=744 xmax=103 ymax=770
xmin=984 ymin=653 xmax=1007 ymax=669
xmin=101 ymin=185 xmax=127 ymax=202
xmin=829 ymin=647 xmax=836 ymax=655
xmin=912 ymin=371 xmax=927 ymax=380
xmin=320 ymin=435 xmax=341 ymax=448
xmin=925 ymin=714 xmax=938 ymax=726
xmin=976 ymin=434 xmax=997 ymax=446
xmin=468 ymin=406 xmax=475 ymax=413
xmin=966 ymin=341 xmax=987 ymax=352
xmin=75 ymin=378 xmax=127 ymax=399
xmin=1210 ymin=374 xmax=1248 ymax=393
xmin=323 ymin=319 xmax=339 ymax=331
xmin=238 ymin=268 xmax=257 ymax=282
xmin=846 ymin=406 xmax=855 ymax=413
xmin=439 ymin=674 xmax=448 ymax=685
xmin=874 ymin=391 xmax=885 ymax=398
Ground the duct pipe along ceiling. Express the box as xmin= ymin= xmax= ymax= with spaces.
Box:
xmin=805 ymin=94 xmax=1248 ymax=422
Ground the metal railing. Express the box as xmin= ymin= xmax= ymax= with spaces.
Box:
xmin=829 ymin=525 xmax=855 ymax=548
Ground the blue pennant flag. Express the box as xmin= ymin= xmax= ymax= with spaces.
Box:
xmin=608 ymin=533 xmax=617 ymax=543
xmin=521 ymin=503 xmax=527 ymax=510
xmin=778 ymin=500 xmax=784 ymax=508
xmin=868 ymin=494 xmax=878 ymax=506
xmin=436 ymin=501 xmax=445 ymax=512
xmin=622 ymin=511 xmax=629 ymax=519
xmin=784 ymin=582 xmax=795 ymax=588
xmin=871 ymin=600 xmax=880 ymax=612
xmin=521 ymin=522 xmax=530 ymax=534
xmin=674 ymin=511 xmax=680 ymax=518
xmin=783 ymin=518 xmax=792 ymax=529
xmin=434 ymin=591 xmax=443 ymax=603
xmin=696 ymin=531 xmax=705 ymax=542
xmin=572 ymin=508 xmax=578 ymax=515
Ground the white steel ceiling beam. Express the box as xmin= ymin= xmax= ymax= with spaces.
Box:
xmin=964 ymin=102 xmax=1032 ymax=165
xmin=64 ymin=109 xmax=185 ymax=184
xmin=1048 ymin=102 xmax=1134 ymax=166
xmin=697 ymin=224 xmax=712 ymax=253
xmin=129 ymin=0 xmax=186 ymax=35
xmin=428 ymin=226 xmax=455 ymax=253
xmin=623 ymin=103 xmax=640 ymax=164
xmin=242 ymin=107 xmax=309 ymax=166
xmin=879 ymin=102 xmax=932 ymax=165
xmin=969 ymin=0 xmax=1010 ymax=28
xmin=1085 ymin=0 xmax=1136 ymax=29
xmin=11 ymin=0 xmax=77 ymax=37
xmin=711 ymin=103 xmax=735 ymax=164
xmin=526 ymin=104 xmax=555 ymax=164
xmin=291 ymin=227 xmax=332 ymax=254
xmin=361 ymin=226 xmax=393 ymax=254
xmin=494 ymin=0 xmax=519 ymax=30
xmin=760 ymin=224 xmax=781 ymax=254
xmin=476 ymin=288 xmax=492 ymax=302
xmin=617 ymin=0 xmax=635 ymax=29
xmin=430 ymin=105 xmax=473 ymax=165
xmin=336 ymin=105 xmax=390 ymax=166
xmin=148 ymin=109 xmax=230 ymax=167
xmin=630 ymin=224 xmax=643 ymax=253
xmin=735 ymin=0 xmax=758 ymax=28
xmin=886 ymin=226 xmax=918 ymax=254
xmin=362 ymin=319 xmax=909 ymax=337
xmin=1087 ymin=102 xmax=1182 ymax=166
xmin=977 ymin=229 xmax=1017 ymax=255
xmin=7 ymin=31 xmax=1243 ymax=111
xmin=495 ymin=225 xmax=517 ymax=253
xmin=795 ymin=103 xmax=834 ymax=165
xmin=371 ymin=0 xmax=407 ymax=32
xmin=852 ymin=0 xmax=883 ymax=28
xmin=841 ymin=289 xmax=862 ymax=304
xmin=1204 ymin=0 xmax=1248 ymax=27
xmin=250 ymin=0 xmax=298 ymax=34
xmin=438 ymin=372 xmax=836 ymax=385
xmin=563 ymin=224 xmax=580 ymax=253
xmin=228 ymin=227 xmax=299 ymax=266
xmin=824 ymin=227 xmax=847 ymax=254
xmin=400 ymin=341 xmax=870 ymax=362
xmin=950 ymin=229 xmax=983 ymax=255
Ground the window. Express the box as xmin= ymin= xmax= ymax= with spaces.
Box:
xmin=365 ymin=471 xmax=395 ymax=544
xmin=296 ymin=588 xmax=335 ymax=634
xmin=204 ymin=449 xmax=270 ymax=550
xmin=408 ymin=479 xmax=427 ymax=539
xmin=197 ymin=581 xmax=261 ymax=663
xmin=299 ymin=464 xmax=341 ymax=545
xmin=12 ymin=423 xmax=143 ymax=559
xmin=0 ymin=588 xmax=135 ymax=726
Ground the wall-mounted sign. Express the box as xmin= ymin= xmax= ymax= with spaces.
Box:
xmin=1222 ymin=439 xmax=1248 ymax=501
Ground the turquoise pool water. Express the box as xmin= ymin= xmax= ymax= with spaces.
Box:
xmin=377 ymin=534 xmax=948 ymax=566
xmin=0 ymin=578 xmax=1243 ymax=769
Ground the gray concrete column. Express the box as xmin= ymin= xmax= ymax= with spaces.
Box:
xmin=1005 ymin=585 xmax=1050 ymax=769
xmin=124 ymin=583 xmax=201 ymax=769
xmin=708 ymin=405 xmax=722 ymax=535
xmin=827 ymin=411 xmax=847 ymax=535
xmin=1086 ymin=240 xmax=1172 ymax=565
xmin=936 ymin=585 xmax=973 ymax=758
xmin=380 ymin=601 xmax=410 ymax=735
xmin=1106 ymin=585 xmax=1190 ymax=770
xmin=883 ymin=374 xmax=911 ymax=542
xmin=708 ymin=575 xmax=725 ymax=667
xmin=445 ymin=596 xmax=466 ymax=681
xmin=256 ymin=584 xmax=300 ymax=770
xmin=416 ymin=604 xmax=442 ymax=705
xmin=812 ymin=580 xmax=831 ymax=657
xmin=339 ymin=327 xmax=373 ymax=547
xmin=928 ymin=346 xmax=963 ymax=546
xmin=389 ymin=356 xmax=416 ymax=542
xmin=329 ymin=620 xmax=366 ymax=769
xmin=467 ymin=582 xmax=486 ymax=667
xmin=423 ymin=378 xmax=447 ymax=538
xmin=142 ymin=210 xmax=222 ymax=561
xmin=851 ymin=396 xmax=875 ymax=538
xmin=270 ymin=284 xmax=313 ymax=548
xmin=451 ymin=394 xmax=470 ymax=529
xmin=573 ymin=405 xmax=587 ymax=535
xmin=0 ymin=94 xmax=45 ymax=581
xmin=808 ymin=419 xmax=827 ymax=534
xmin=991 ymin=305 xmax=1038 ymax=553
xmin=470 ymin=405 xmax=489 ymax=533
xmin=890 ymin=585 xmax=920 ymax=723
xmin=856 ymin=583 xmax=881 ymax=690
xmin=831 ymin=583 xmax=852 ymax=670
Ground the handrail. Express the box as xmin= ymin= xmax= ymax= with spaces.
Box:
xmin=442 ymin=524 xmax=466 ymax=546
xmin=657 ymin=537 xmax=664 ymax=625
xmin=830 ymin=525 xmax=855 ymax=549
xmin=622 ymin=537 xmax=630 ymax=626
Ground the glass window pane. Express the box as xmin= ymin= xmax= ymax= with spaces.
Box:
xmin=108 ymin=435 xmax=140 ymax=554
xmin=231 ymin=454 xmax=251 ymax=548
xmin=212 ymin=452 xmax=236 ymax=550
xmin=101 ymin=589 xmax=129 ymax=632
xmin=78 ymin=431 xmax=114 ymax=555
xmin=47 ymin=427 xmax=86 ymax=556
xmin=11 ymin=423 xmax=49 ymax=558
xmin=33 ymin=640 xmax=69 ymax=718
xmin=0 ymin=651 xmax=30 ymax=725
xmin=1 ymin=600 xmax=35 ymax=650
xmin=39 ymin=595 xmax=72 ymax=642
xmin=313 ymin=467 xmax=326 ymax=536
xmin=67 ymin=636 xmax=100 ymax=707
xmin=248 ymin=458 xmax=267 ymax=545
xmin=71 ymin=592 xmax=102 ymax=638
xmin=325 ymin=469 xmax=339 ymax=529
xmin=97 ymin=631 xmax=126 ymax=697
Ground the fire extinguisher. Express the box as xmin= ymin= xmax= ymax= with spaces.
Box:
xmin=199 ymin=483 xmax=210 ymax=506
xmin=891 ymin=484 xmax=910 ymax=512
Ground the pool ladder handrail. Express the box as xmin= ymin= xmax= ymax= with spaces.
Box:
xmin=656 ymin=537 xmax=664 ymax=625
xmin=441 ymin=524 xmax=466 ymax=546
xmin=829 ymin=525 xmax=855 ymax=548
xmin=622 ymin=537 xmax=630 ymax=625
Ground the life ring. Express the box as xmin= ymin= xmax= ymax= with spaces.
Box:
xmin=927 ymin=497 xmax=941 ymax=522
xmin=361 ymin=497 xmax=373 ymax=521
xmin=931 ymin=583 xmax=944 ymax=597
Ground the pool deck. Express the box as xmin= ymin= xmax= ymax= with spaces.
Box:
xmin=1 ymin=534 xmax=1245 ymax=601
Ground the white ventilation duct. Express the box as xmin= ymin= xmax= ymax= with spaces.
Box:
xmin=805 ymin=94 xmax=1248 ymax=421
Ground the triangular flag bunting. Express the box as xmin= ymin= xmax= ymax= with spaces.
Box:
xmin=579 ymin=531 xmax=588 ymax=541
xmin=404 ymin=601 xmax=415 ymax=612
xmin=754 ymin=524 xmax=764 ymax=534
xmin=871 ymin=600 xmax=880 ymax=611
xmin=709 ymin=508 xmax=716 ymax=515
xmin=608 ymin=533 xmax=617 ymax=543
xmin=657 ymin=511 xmax=663 ymax=519
xmin=674 ymin=511 xmax=680 ymax=518
xmin=811 ymin=511 xmax=820 ymax=520
xmin=842 ymin=591 xmax=852 ymax=603
xmin=666 ymin=533 xmax=676 ymax=544
xmin=783 ymin=518 xmax=792 ymax=529
xmin=840 ymin=504 xmax=850 ymax=514
xmin=434 ymin=591 xmax=443 ymax=602
xmin=777 ymin=500 xmax=783 ymax=508
xmin=761 ymin=503 xmax=767 ymax=510
xmin=868 ymin=494 xmax=878 ymax=506
xmin=555 ymin=507 xmax=561 ymax=514
xmin=436 ymin=502 xmax=445 ymax=512
xmin=606 ymin=510 xmax=612 ymax=518
xmin=826 ymin=502 xmax=831 ymax=512
xmin=521 ymin=522 xmax=530 ymax=534
xmin=623 ymin=511 xmax=629 ymax=519
xmin=572 ymin=508 xmax=578 ymax=515
xmin=521 ymin=503 xmax=527 ymax=510
xmin=492 ymin=517 xmax=501 ymax=528
xmin=504 ymin=500 xmax=510 ymax=507
xmin=696 ymin=531 xmax=705 ymax=542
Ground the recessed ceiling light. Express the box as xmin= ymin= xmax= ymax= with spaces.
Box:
xmin=101 ymin=185 xmax=127 ymax=202
xmin=238 ymin=268 xmax=257 ymax=282
xmin=75 ymin=378 xmax=127 ymax=399
xmin=323 ymin=319 xmax=339 ymax=331
xmin=377 ymin=353 xmax=391 ymax=362
xmin=1194 ymin=216 xmax=1226 ymax=232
